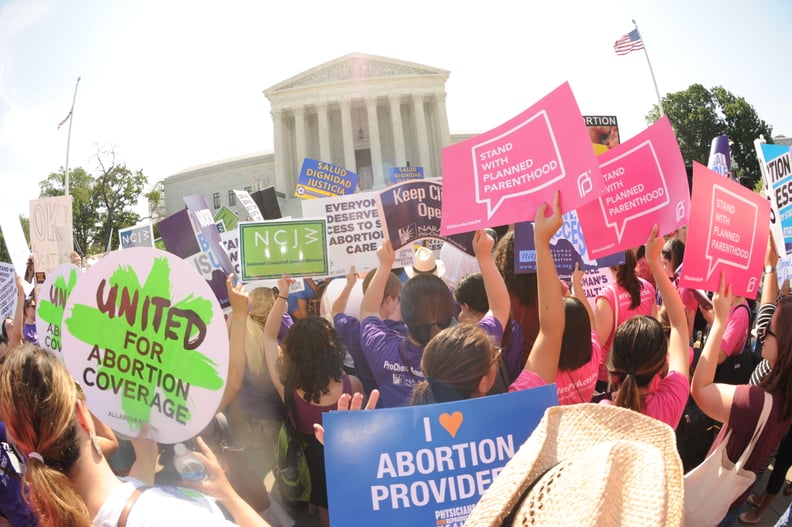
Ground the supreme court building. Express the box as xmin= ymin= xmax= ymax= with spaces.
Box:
xmin=162 ymin=53 xmax=473 ymax=218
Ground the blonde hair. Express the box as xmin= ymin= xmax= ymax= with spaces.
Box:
xmin=245 ymin=287 xmax=276 ymax=375
xmin=0 ymin=344 xmax=92 ymax=527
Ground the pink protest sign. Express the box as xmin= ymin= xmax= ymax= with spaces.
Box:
xmin=440 ymin=82 xmax=601 ymax=236
xmin=679 ymin=163 xmax=769 ymax=298
xmin=577 ymin=117 xmax=690 ymax=259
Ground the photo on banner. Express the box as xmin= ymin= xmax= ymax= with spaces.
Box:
xmin=755 ymin=141 xmax=792 ymax=255
xmin=29 ymin=196 xmax=74 ymax=284
xmin=238 ymin=219 xmax=329 ymax=281
xmin=440 ymin=82 xmax=602 ymax=236
xmin=37 ymin=263 xmax=81 ymax=356
xmin=118 ymin=223 xmax=154 ymax=249
xmin=584 ymin=115 xmax=621 ymax=155
xmin=679 ymin=162 xmax=770 ymax=298
xmin=377 ymin=179 xmax=475 ymax=255
xmin=62 ymin=248 xmax=229 ymax=444
xmin=513 ymin=211 xmax=624 ymax=275
xmin=294 ymin=158 xmax=359 ymax=199
xmin=324 ymin=385 xmax=558 ymax=527
xmin=577 ymin=116 xmax=690 ymax=260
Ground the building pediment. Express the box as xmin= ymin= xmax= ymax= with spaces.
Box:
xmin=264 ymin=52 xmax=449 ymax=96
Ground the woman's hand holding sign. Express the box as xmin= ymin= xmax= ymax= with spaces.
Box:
xmin=314 ymin=389 xmax=381 ymax=445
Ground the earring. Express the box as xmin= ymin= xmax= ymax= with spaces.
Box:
xmin=91 ymin=434 xmax=103 ymax=458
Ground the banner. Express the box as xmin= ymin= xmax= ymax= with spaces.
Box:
xmin=184 ymin=195 xmax=235 ymax=275
xmin=238 ymin=219 xmax=329 ymax=281
xmin=233 ymin=189 xmax=265 ymax=222
xmin=708 ymin=135 xmax=732 ymax=178
xmin=755 ymin=141 xmax=792 ymax=255
xmin=584 ymin=115 xmax=620 ymax=155
xmin=679 ymin=163 xmax=769 ymax=298
xmin=29 ymin=196 xmax=74 ymax=284
xmin=378 ymin=179 xmax=475 ymax=255
xmin=213 ymin=205 xmax=240 ymax=233
xmin=513 ymin=211 xmax=624 ymax=275
xmin=324 ymin=385 xmax=558 ymax=526
xmin=295 ymin=158 xmax=359 ymax=199
xmin=219 ymin=230 xmax=240 ymax=277
xmin=62 ymin=248 xmax=228 ymax=444
xmin=440 ymin=82 xmax=602 ymax=236
xmin=119 ymin=223 xmax=154 ymax=249
xmin=390 ymin=166 xmax=424 ymax=185
xmin=577 ymin=117 xmax=690 ymax=260
xmin=157 ymin=209 xmax=230 ymax=309
xmin=0 ymin=263 xmax=18 ymax=324
xmin=36 ymin=263 xmax=81 ymax=356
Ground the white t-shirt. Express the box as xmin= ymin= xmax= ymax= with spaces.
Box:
xmin=94 ymin=479 xmax=237 ymax=527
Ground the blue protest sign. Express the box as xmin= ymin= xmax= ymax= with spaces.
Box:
xmin=513 ymin=210 xmax=624 ymax=274
xmin=324 ymin=385 xmax=558 ymax=526
xmin=390 ymin=165 xmax=424 ymax=184
xmin=295 ymin=158 xmax=359 ymax=199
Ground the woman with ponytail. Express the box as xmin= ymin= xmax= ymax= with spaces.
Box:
xmin=595 ymin=247 xmax=657 ymax=391
xmin=604 ymin=226 xmax=690 ymax=428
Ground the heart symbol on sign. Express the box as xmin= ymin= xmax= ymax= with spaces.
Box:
xmin=439 ymin=411 xmax=464 ymax=438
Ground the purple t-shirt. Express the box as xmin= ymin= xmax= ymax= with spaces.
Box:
xmin=334 ymin=313 xmax=406 ymax=397
xmin=238 ymin=314 xmax=292 ymax=421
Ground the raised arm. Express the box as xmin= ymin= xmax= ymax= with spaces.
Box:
xmin=8 ymin=275 xmax=25 ymax=348
xmin=691 ymin=274 xmax=737 ymax=424
xmin=523 ymin=192 xmax=565 ymax=383
xmin=474 ymin=229 xmax=510 ymax=331
xmin=332 ymin=266 xmax=358 ymax=316
xmin=761 ymin=233 xmax=780 ymax=306
xmin=218 ymin=275 xmax=249 ymax=411
xmin=646 ymin=225 xmax=688 ymax=379
xmin=360 ymin=241 xmax=395 ymax=320
xmin=571 ymin=262 xmax=596 ymax=329
xmin=264 ymin=275 xmax=294 ymax=400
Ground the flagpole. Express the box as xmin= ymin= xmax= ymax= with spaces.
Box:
xmin=632 ymin=20 xmax=664 ymax=116
xmin=63 ymin=76 xmax=81 ymax=197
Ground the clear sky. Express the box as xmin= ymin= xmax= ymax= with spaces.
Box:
xmin=1 ymin=0 xmax=790 ymax=219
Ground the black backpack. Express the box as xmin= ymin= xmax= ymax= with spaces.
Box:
xmin=713 ymin=302 xmax=760 ymax=385
xmin=675 ymin=396 xmax=722 ymax=473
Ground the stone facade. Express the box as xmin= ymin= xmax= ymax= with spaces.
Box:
xmin=162 ymin=53 xmax=466 ymax=218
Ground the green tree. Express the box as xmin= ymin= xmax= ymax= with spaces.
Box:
xmin=38 ymin=148 xmax=147 ymax=254
xmin=94 ymin=147 xmax=146 ymax=252
xmin=39 ymin=167 xmax=99 ymax=254
xmin=646 ymin=84 xmax=773 ymax=183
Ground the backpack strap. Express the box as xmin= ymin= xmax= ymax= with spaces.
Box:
xmin=118 ymin=485 xmax=152 ymax=527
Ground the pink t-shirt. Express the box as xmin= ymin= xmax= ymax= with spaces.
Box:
xmin=601 ymin=370 xmax=689 ymax=428
xmin=509 ymin=331 xmax=602 ymax=405
xmin=722 ymin=301 xmax=750 ymax=357
xmin=679 ymin=287 xmax=698 ymax=312
xmin=596 ymin=279 xmax=656 ymax=381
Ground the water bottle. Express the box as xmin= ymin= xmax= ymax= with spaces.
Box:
xmin=173 ymin=443 xmax=207 ymax=481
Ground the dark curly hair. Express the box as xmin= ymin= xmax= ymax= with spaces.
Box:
xmin=277 ymin=317 xmax=345 ymax=404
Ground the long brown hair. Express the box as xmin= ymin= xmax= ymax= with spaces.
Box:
xmin=0 ymin=344 xmax=91 ymax=527
xmin=608 ymin=316 xmax=667 ymax=413
xmin=613 ymin=250 xmax=642 ymax=309
xmin=761 ymin=296 xmax=792 ymax=420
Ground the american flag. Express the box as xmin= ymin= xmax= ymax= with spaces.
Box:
xmin=614 ymin=29 xmax=644 ymax=55
xmin=57 ymin=110 xmax=72 ymax=130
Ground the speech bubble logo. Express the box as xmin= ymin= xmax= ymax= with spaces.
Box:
xmin=471 ymin=110 xmax=565 ymax=219
xmin=705 ymin=185 xmax=758 ymax=280
xmin=597 ymin=141 xmax=670 ymax=242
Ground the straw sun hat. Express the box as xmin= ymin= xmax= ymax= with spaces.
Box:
xmin=464 ymin=404 xmax=684 ymax=527
xmin=405 ymin=246 xmax=446 ymax=278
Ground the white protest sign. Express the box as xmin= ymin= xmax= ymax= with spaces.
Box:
xmin=233 ymin=189 xmax=264 ymax=221
xmin=29 ymin=196 xmax=74 ymax=282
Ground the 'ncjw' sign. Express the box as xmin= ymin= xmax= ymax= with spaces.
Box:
xmin=238 ymin=219 xmax=329 ymax=280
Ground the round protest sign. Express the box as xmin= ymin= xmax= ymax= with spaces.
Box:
xmin=62 ymin=248 xmax=229 ymax=444
xmin=37 ymin=263 xmax=81 ymax=356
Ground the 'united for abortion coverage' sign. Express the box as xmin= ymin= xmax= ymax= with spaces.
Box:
xmin=577 ymin=117 xmax=690 ymax=260
xmin=324 ymin=385 xmax=557 ymax=526
xmin=756 ymin=142 xmax=792 ymax=255
xmin=238 ymin=219 xmax=329 ymax=281
xmin=679 ymin=163 xmax=770 ymax=298
xmin=61 ymin=248 xmax=229 ymax=444
xmin=295 ymin=158 xmax=359 ymax=199
xmin=440 ymin=82 xmax=602 ymax=236
xmin=37 ymin=263 xmax=81 ymax=356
